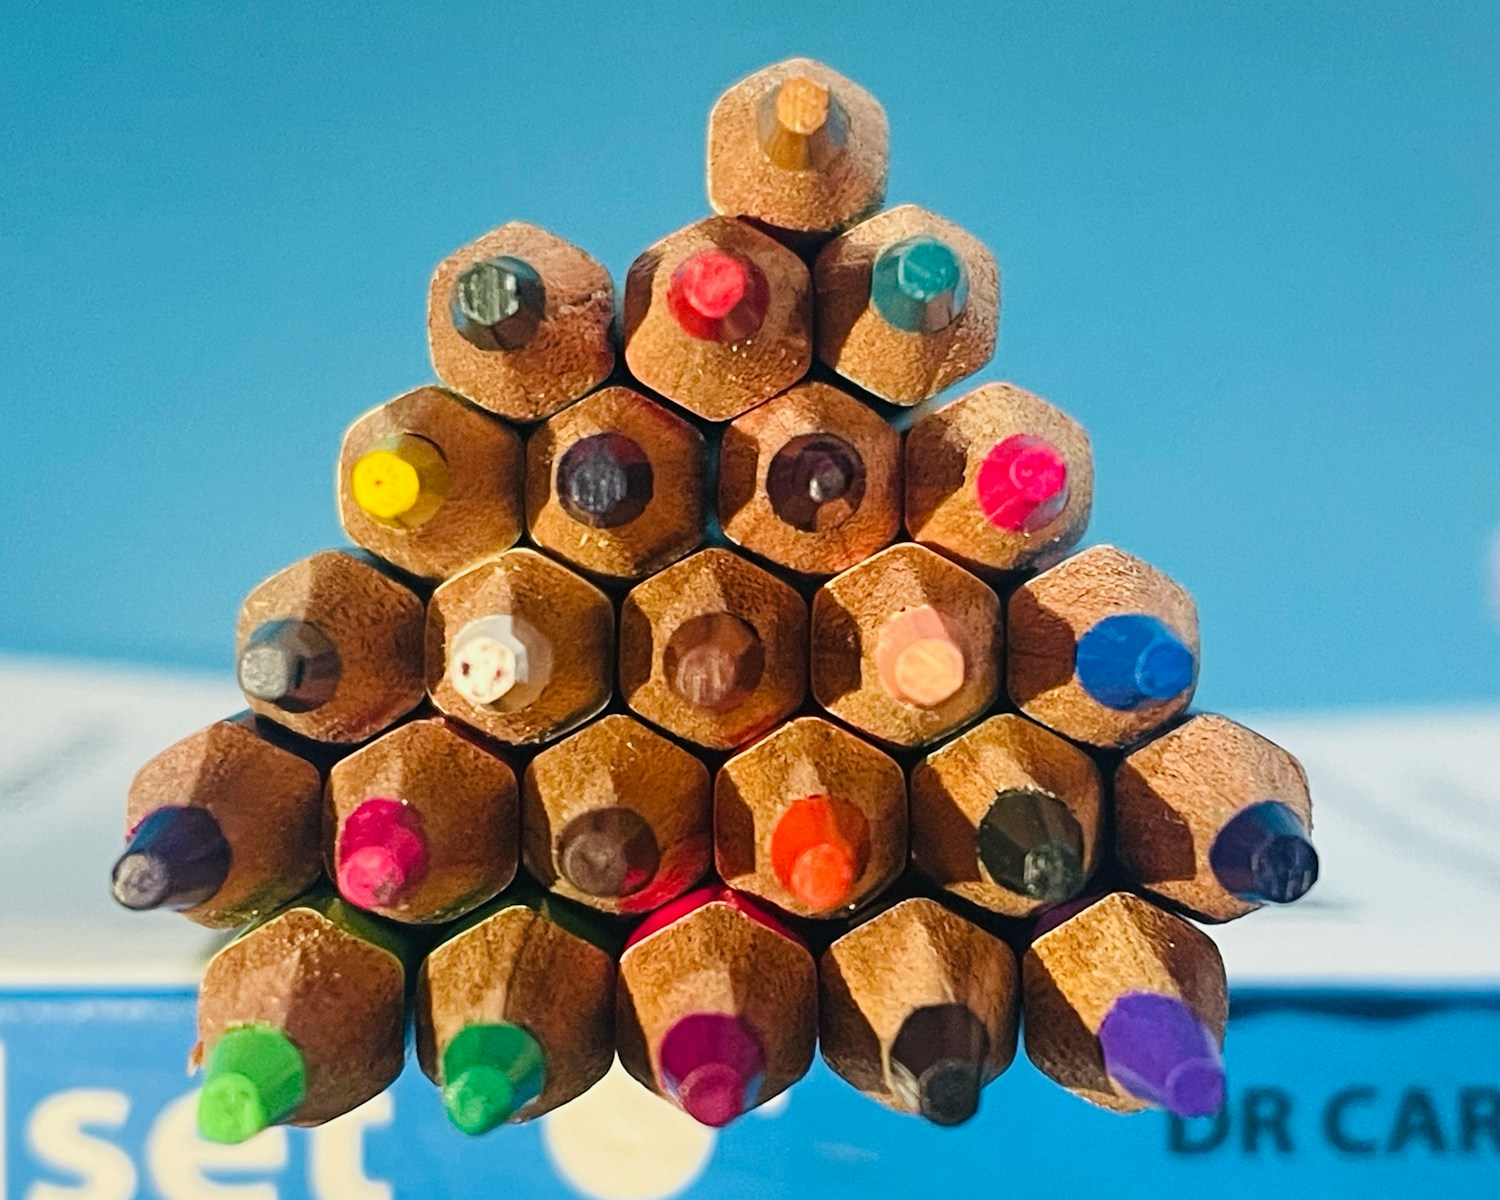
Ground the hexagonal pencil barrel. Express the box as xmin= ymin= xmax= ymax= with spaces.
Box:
xmin=1115 ymin=714 xmax=1317 ymax=923
xmin=619 ymin=548 xmax=808 ymax=751
xmin=719 ymin=380 xmax=901 ymax=576
xmin=426 ymin=549 xmax=613 ymax=746
xmin=1007 ymin=544 xmax=1199 ymax=749
xmin=428 ymin=221 xmax=615 ymax=422
xmin=820 ymin=898 xmax=1018 ymax=1126
xmin=325 ymin=717 xmax=518 ymax=924
xmin=708 ymin=57 xmax=888 ymax=238
xmin=415 ymin=882 xmax=619 ymax=1134
xmin=715 ymin=717 xmax=907 ymax=918
xmin=814 ymin=205 xmax=1000 ymax=405
xmin=525 ymin=386 xmax=705 ymax=580
xmin=194 ymin=892 xmax=423 ymax=1143
xmin=905 ymin=382 xmax=1093 ymax=575
xmin=235 ymin=550 xmax=426 ymax=745
xmin=616 ymin=887 xmax=816 ymax=1127
xmin=811 ymin=543 xmax=1002 ymax=749
xmin=910 ymin=714 xmax=1104 ymax=918
xmin=337 ymin=387 xmax=523 ymax=580
xmin=623 ymin=217 xmax=812 ymax=422
xmin=522 ymin=714 xmax=712 ymax=914
xmin=1023 ymin=893 xmax=1228 ymax=1118
xmin=113 ymin=716 xmax=324 ymax=929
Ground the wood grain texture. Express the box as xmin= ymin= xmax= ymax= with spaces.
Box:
xmin=235 ymin=550 xmax=426 ymax=744
xmin=1115 ymin=713 xmax=1312 ymax=923
xmin=619 ymin=548 xmax=807 ymax=751
xmin=1022 ymin=892 xmax=1227 ymax=1114
xmin=415 ymin=902 xmax=615 ymax=1120
xmin=525 ymin=385 xmax=704 ymax=579
xmin=428 ymin=221 xmax=615 ymax=422
xmin=909 ymin=713 xmax=1103 ymax=917
xmin=523 ymin=714 xmax=712 ymax=914
xmin=707 ymin=57 xmax=888 ymax=236
xmin=426 ymin=549 xmax=613 ymax=746
xmin=194 ymin=906 xmax=408 ymax=1127
xmin=811 ymin=543 xmax=1002 ymax=749
xmin=1007 ymin=544 xmax=1199 ymax=749
xmin=819 ymin=897 xmax=1017 ymax=1112
xmin=814 ymin=205 xmax=999 ymax=405
xmin=623 ymin=217 xmax=812 ymax=421
xmin=337 ymin=387 xmax=523 ymax=580
xmin=905 ymin=382 xmax=1092 ymax=574
xmin=326 ymin=717 xmax=518 ymax=924
xmin=125 ymin=718 xmax=322 ymax=930
xmin=715 ymin=716 xmax=906 ymax=919
xmin=719 ymin=380 xmax=900 ymax=575
xmin=616 ymin=900 xmax=817 ymax=1113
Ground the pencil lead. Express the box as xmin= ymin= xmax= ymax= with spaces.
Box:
xmin=111 ymin=806 xmax=231 ymax=911
xmin=557 ymin=808 xmax=661 ymax=898
xmin=870 ymin=235 xmax=969 ymax=334
xmin=1210 ymin=800 xmax=1319 ymax=904
xmin=757 ymin=75 xmax=849 ymax=170
xmin=450 ymin=256 xmax=546 ymax=352
xmin=1074 ymin=613 xmax=1195 ymax=711
xmin=975 ymin=433 xmax=1070 ymax=533
xmin=237 ymin=619 xmax=341 ymax=712
xmin=440 ymin=1024 xmax=545 ymax=1135
xmin=557 ymin=433 xmax=654 ymax=529
xmin=659 ymin=1013 xmax=766 ymax=1128
xmin=335 ymin=797 xmax=429 ymax=909
xmin=666 ymin=249 xmax=769 ymax=343
xmin=349 ymin=433 xmax=451 ymax=529
xmin=197 ymin=1025 xmax=306 ymax=1144
xmin=976 ymin=788 xmax=1087 ymax=904
xmin=1097 ymin=992 xmax=1224 ymax=1118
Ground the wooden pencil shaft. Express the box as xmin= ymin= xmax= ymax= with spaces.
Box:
xmin=819 ymin=897 xmax=1017 ymax=1123
xmin=428 ymin=221 xmax=615 ymax=422
xmin=194 ymin=901 xmax=414 ymax=1128
xmin=715 ymin=716 xmax=906 ymax=919
xmin=1114 ymin=713 xmax=1315 ymax=922
xmin=415 ymin=899 xmax=615 ymax=1122
xmin=326 ymin=717 xmax=518 ymax=924
xmin=811 ymin=543 xmax=1001 ymax=748
xmin=620 ymin=548 xmax=807 ymax=750
xmin=814 ymin=205 xmax=999 ymax=405
xmin=1007 ymin=545 xmax=1199 ymax=749
xmin=338 ymin=387 xmax=523 ymax=580
xmin=709 ymin=57 xmax=888 ymax=235
xmin=719 ymin=380 xmax=901 ymax=576
xmin=905 ymin=382 xmax=1092 ymax=575
xmin=1022 ymin=892 xmax=1227 ymax=1114
xmin=235 ymin=550 xmax=426 ymax=745
xmin=910 ymin=713 xmax=1104 ymax=918
xmin=426 ymin=549 xmax=613 ymax=746
xmin=121 ymin=718 xmax=323 ymax=929
xmin=526 ymin=385 xmax=704 ymax=579
xmin=523 ymin=713 xmax=712 ymax=914
xmin=623 ymin=216 xmax=812 ymax=421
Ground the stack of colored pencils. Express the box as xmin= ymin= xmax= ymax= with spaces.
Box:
xmin=113 ymin=57 xmax=1318 ymax=1141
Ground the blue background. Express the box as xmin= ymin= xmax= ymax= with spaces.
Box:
xmin=2 ymin=2 xmax=1498 ymax=710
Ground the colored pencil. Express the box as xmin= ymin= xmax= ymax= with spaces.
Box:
xmin=910 ymin=713 xmax=1103 ymax=917
xmin=623 ymin=216 xmax=812 ymax=422
xmin=112 ymin=715 xmax=323 ymax=928
xmin=525 ymin=384 xmax=705 ymax=579
xmin=811 ymin=542 xmax=1002 ymax=748
xmin=619 ymin=548 xmax=807 ymax=751
xmin=715 ymin=716 xmax=906 ymax=918
xmin=719 ymin=380 xmax=901 ymax=576
xmin=616 ymin=887 xmax=816 ymax=1126
xmin=523 ymin=713 xmax=712 ymax=914
xmin=326 ymin=716 xmax=518 ymax=924
xmin=415 ymin=880 xmax=620 ymax=1134
xmin=427 ymin=221 xmax=615 ymax=422
xmin=426 ymin=548 xmax=613 ymax=745
xmin=813 ymin=204 xmax=999 ymax=406
xmin=1007 ymin=544 xmax=1199 ymax=749
xmin=820 ymin=897 xmax=1018 ymax=1125
xmin=1115 ymin=713 xmax=1317 ymax=923
xmin=235 ymin=549 xmax=426 ymax=744
xmin=193 ymin=892 xmax=422 ymax=1142
xmin=337 ymin=385 xmax=523 ymax=580
xmin=707 ymin=57 xmax=888 ymax=238
xmin=905 ymin=381 xmax=1092 ymax=575
xmin=1023 ymin=892 xmax=1228 ymax=1117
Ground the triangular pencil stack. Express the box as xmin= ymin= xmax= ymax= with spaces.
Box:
xmin=114 ymin=55 xmax=1319 ymax=1140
